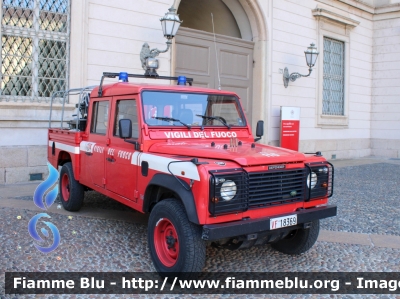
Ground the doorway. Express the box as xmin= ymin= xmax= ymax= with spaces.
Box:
xmin=174 ymin=0 xmax=255 ymax=123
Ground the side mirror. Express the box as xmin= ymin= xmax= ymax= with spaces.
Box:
xmin=119 ymin=119 xmax=132 ymax=138
xmin=119 ymin=119 xmax=140 ymax=151
xmin=255 ymin=120 xmax=264 ymax=142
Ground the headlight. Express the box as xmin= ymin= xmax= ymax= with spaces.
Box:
xmin=220 ymin=180 xmax=237 ymax=201
xmin=306 ymin=162 xmax=334 ymax=200
xmin=209 ymin=170 xmax=247 ymax=216
xmin=318 ymin=167 xmax=328 ymax=174
xmin=307 ymin=172 xmax=318 ymax=189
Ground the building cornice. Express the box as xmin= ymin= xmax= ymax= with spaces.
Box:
xmin=312 ymin=8 xmax=361 ymax=27
xmin=318 ymin=0 xmax=400 ymax=17
xmin=337 ymin=0 xmax=375 ymax=13
xmin=374 ymin=3 xmax=400 ymax=14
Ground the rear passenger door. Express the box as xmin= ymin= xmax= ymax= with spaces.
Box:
xmin=81 ymin=98 xmax=110 ymax=188
xmin=105 ymin=97 xmax=140 ymax=201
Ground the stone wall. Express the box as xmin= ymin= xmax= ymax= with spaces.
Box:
xmin=0 ymin=145 xmax=48 ymax=184
xmin=371 ymin=7 xmax=400 ymax=158
xmin=0 ymin=103 xmax=75 ymax=184
xmin=85 ymin=0 xmax=174 ymax=86
xmin=268 ymin=0 xmax=373 ymax=151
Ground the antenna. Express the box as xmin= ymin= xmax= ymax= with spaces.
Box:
xmin=211 ymin=13 xmax=221 ymax=90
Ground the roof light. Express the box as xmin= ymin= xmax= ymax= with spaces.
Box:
xmin=146 ymin=58 xmax=159 ymax=69
xmin=119 ymin=72 xmax=128 ymax=82
xmin=145 ymin=58 xmax=159 ymax=76
xmin=177 ymin=76 xmax=187 ymax=85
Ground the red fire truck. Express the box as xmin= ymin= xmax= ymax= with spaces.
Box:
xmin=48 ymin=72 xmax=336 ymax=275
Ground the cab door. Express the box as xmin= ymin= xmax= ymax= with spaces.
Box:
xmin=80 ymin=98 xmax=110 ymax=188
xmin=105 ymin=97 xmax=140 ymax=201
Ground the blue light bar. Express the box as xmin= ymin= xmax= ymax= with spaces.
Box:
xmin=177 ymin=76 xmax=187 ymax=85
xmin=119 ymin=72 xmax=129 ymax=82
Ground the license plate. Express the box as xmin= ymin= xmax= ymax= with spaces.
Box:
xmin=270 ymin=214 xmax=297 ymax=230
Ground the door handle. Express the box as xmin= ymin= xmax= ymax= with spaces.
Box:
xmin=85 ymin=152 xmax=93 ymax=156
xmin=106 ymin=157 xmax=115 ymax=162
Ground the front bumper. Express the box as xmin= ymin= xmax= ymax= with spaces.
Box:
xmin=201 ymin=205 xmax=337 ymax=241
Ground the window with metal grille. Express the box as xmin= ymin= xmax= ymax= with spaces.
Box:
xmin=322 ymin=37 xmax=344 ymax=115
xmin=1 ymin=0 xmax=70 ymax=102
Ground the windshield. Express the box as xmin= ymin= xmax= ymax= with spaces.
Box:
xmin=141 ymin=91 xmax=246 ymax=128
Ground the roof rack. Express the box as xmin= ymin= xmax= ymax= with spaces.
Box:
xmin=98 ymin=72 xmax=194 ymax=97
xmin=49 ymin=86 xmax=96 ymax=130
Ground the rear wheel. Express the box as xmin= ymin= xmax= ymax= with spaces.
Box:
xmin=148 ymin=199 xmax=206 ymax=276
xmin=59 ymin=162 xmax=84 ymax=211
xmin=271 ymin=220 xmax=320 ymax=255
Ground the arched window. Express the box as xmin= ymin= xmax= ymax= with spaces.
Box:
xmin=1 ymin=0 xmax=70 ymax=102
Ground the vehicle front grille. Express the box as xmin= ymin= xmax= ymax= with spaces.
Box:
xmin=248 ymin=169 xmax=306 ymax=207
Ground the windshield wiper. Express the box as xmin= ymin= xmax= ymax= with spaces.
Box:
xmin=196 ymin=115 xmax=231 ymax=129
xmin=153 ymin=116 xmax=191 ymax=129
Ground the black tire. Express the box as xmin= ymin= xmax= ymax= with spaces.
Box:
xmin=148 ymin=198 xmax=206 ymax=276
xmin=59 ymin=162 xmax=84 ymax=211
xmin=271 ymin=220 xmax=320 ymax=255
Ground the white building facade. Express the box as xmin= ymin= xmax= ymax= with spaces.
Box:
xmin=1 ymin=0 xmax=399 ymax=183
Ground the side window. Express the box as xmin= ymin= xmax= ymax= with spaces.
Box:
xmin=91 ymin=101 xmax=109 ymax=135
xmin=114 ymin=100 xmax=139 ymax=138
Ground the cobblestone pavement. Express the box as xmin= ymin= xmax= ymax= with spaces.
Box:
xmin=1 ymin=158 xmax=400 ymax=299
xmin=322 ymin=163 xmax=400 ymax=236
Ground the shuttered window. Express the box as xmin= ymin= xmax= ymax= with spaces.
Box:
xmin=322 ymin=37 xmax=344 ymax=115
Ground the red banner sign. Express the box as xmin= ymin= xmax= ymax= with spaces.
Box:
xmin=280 ymin=107 xmax=300 ymax=151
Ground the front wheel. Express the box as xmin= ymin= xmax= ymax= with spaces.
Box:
xmin=271 ymin=220 xmax=320 ymax=255
xmin=148 ymin=199 xmax=206 ymax=276
xmin=59 ymin=162 xmax=84 ymax=211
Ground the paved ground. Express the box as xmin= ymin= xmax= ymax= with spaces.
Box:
xmin=0 ymin=157 xmax=400 ymax=298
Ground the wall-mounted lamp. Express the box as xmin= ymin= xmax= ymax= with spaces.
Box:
xmin=283 ymin=43 xmax=319 ymax=88
xmin=140 ymin=7 xmax=182 ymax=76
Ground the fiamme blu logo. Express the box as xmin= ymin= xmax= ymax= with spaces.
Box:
xmin=28 ymin=163 xmax=61 ymax=253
